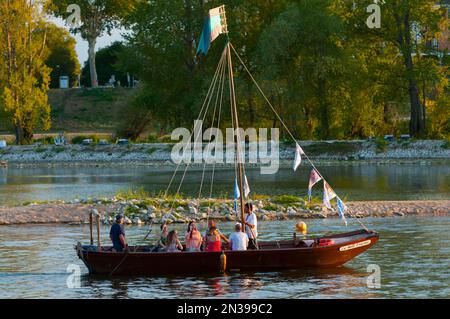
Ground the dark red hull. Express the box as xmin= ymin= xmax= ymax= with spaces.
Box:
xmin=76 ymin=229 xmax=379 ymax=276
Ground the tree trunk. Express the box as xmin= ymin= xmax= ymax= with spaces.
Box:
xmin=402 ymin=10 xmax=425 ymax=137
xmin=14 ymin=123 xmax=22 ymax=145
xmin=247 ymin=89 xmax=255 ymax=127
xmin=88 ymin=37 xmax=98 ymax=88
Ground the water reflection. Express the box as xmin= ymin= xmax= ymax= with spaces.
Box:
xmin=0 ymin=163 xmax=449 ymax=205
xmin=1 ymin=218 xmax=450 ymax=298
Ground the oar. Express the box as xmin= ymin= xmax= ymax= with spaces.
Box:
xmin=133 ymin=219 xmax=156 ymax=252
xmin=249 ymin=227 xmax=259 ymax=250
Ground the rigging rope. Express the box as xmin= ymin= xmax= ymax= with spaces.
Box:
xmin=165 ymin=47 xmax=228 ymax=197
xmin=229 ymin=43 xmax=369 ymax=231
xmin=165 ymin=48 xmax=228 ymax=215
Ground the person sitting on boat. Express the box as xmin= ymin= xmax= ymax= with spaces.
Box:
xmin=244 ymin=203 xmax=258 ymax=250
xmin=203 ymin=219 xmax=229 ymax=249
xmin=229 ymin=223 xmax=249 ymax=251
xmin=109 ymin=214 xmax=127 ymax=252
xmin=185 ymin=221 xmax=202 ymax=252
xmin=204 ymin=226 xmax=223 ymax=252
xmin=154 ymin=222 xmax=169 ymax=252
xmin=166 ymin=230 xmax=183 ymax=252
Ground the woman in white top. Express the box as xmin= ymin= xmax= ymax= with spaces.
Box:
xmin=228 ymin=223 xmax=249 ymax=251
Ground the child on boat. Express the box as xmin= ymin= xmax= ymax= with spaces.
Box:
xmin=204 ymin=226 xmax=223 ymax=252
xmin=166 ymin=230 xmax=183 ymax=252
xmin=152 ymin=222 xmax=169 ymax=252
xmin=203 ymin=219 xmax=229 ymax=249
xmin=185 ymin=221 xmax=202 ymax=252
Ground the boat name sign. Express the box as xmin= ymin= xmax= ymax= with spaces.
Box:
xmin=339 ymin=240 xmax=372 ymax=252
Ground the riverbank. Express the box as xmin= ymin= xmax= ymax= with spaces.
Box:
xmin=0 ymin=140 xmax=448 ymax=167
xmin=0 ymin=197 xmax=449 ymax=225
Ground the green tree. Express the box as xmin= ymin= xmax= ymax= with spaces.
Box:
xmin=257 ymin=0 xmax=355 ymax=139
xmin=381 ymin=0 xmax=446 ymax=137
xmin=48 ymin=0 xmax=137 ymax=88
xmin=44 ymin=23 xmax=81 ymax=88
xmin=0 ymin=0 xmax=51 ymax=144
xmin=80 ymin=41 xmax=127 ymax=87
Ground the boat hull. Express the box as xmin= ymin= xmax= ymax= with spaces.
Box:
xmin=76 ymin=229 xmax=379 ymax=276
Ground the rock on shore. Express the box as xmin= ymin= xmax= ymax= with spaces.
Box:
xmin=0 ymin=199 xmax=449 ymax=225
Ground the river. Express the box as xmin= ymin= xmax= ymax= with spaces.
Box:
xmin=0 ymin=217 xmax=449 ymax=298
xmin=1 ymin=162 xmax=449 ymax=298
xmin=0 ymin=162 xmax=449 ymax=205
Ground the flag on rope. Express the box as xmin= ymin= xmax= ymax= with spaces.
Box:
xmin=233 ymin=178 xmax=240 ymax=213
xmin=323 ymin=182 xmax=337 ymax=210
xmin=293 ymin=143 xmax=305 ymax=172
xmin=244 ymin=175 xmax=250 ymax=198
xmin=308 ymin=169 xmax=322 ymax=201
xmin=234 ymin=175 xmax=250 ymax=212
xmin=336 ymin=197 xmax=348 ymax=226
xmin=197 ymin=6 xmax=227 ymax=55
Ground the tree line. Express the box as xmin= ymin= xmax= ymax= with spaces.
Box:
xmin=1 ymin=0 xmax=449 ymax=144
xmin=114 ymin=0 xmax=449 ymax=140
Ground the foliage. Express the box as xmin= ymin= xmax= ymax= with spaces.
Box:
xmin=375 ymin=138 xmax=389 ymax=153
xmin=71 ymin=135 xmax=100 ymax=144
xmin=43 ymin=23 xmax=81 ymax=88
xmin=0 ymin=0 xmax=51 ymax=145
xmin=80 ymin=41 xmax=127 ymax=87
xmin=272 ymin=195 xmax=302 ymax=204
xmin=48 ymin=0 xmax=138 ymax=87
xmin=115 ymin=0 xmax=448 ymax=140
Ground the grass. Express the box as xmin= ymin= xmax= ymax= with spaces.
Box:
xmin=272 ymin=195 xmax=302 ymax=204
xmin=441 ymin=140 xmax=450 ymax=149
xmin=375 ymin=137 xmax=389 ymax=153
xmin=146 ymin=147 xmax=158 ymax=155
xmin=302 ymin=141 xmax=360 ymax=156
xmin=48 ymin=88 xmax=137 ymax=132
xmin=115 ymin=188 xmax=151 ymax=201
xmin=263 ymin=204 xmax=279 ymax=211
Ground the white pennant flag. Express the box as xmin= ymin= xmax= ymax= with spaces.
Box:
xmin=308 ymin=169 xmax=322 ymax=201
xmin=323 ymin=182 xmax=337 ymax=209
xmin=293 ymin=143 xmax=305 ymax=171
xmin=235 ymin=175 xmax=250 ymax=199
xmin=244 ymin=175 xmax=250 ymax=198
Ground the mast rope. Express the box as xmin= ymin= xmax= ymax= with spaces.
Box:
xmin=198 ymin=51 xmax=226 ymax=200
xmin=204 ymin=50 xmax=227 ymax=232
xmin=165 ymin=47 xmax=228 ymax=197
xmin=230 ymin=43 xmax=368 ymax=231
xmin=165 ymin=48 xmax=228 ymax=216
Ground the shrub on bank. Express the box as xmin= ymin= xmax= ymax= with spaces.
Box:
xmin=71 ymin=135 xmax=100 ymax=145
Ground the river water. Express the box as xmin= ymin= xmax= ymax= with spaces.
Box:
xmin=0 ymin=217 xmax=449 ymax=299
xmin=0 ymin=163 xmax=449 ymax=298
xmin=1 ymin=162 xmax=449 ymax=205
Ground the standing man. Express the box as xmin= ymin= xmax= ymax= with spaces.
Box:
xmin=110 ymin=214 xmax=127 ymax=252
xmin=244 ymin=203 xmax=258 ymax=249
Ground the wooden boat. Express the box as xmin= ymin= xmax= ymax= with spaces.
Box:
xmin=76 ymin=5 xmax=378 ymax=276
xmin=77 ymin=229 xmax=378 ymax=276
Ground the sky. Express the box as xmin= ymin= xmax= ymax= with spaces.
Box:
xmin=50 ymin=17 xmax=124 ymax=65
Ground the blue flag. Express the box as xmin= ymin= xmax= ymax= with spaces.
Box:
xmin=337 ymin=197 xmax=348 ymax=226
xmin=233 ymin=178 xmax=240 ymax=213
xmin=197 ymin=6 xmax=227 ymax=55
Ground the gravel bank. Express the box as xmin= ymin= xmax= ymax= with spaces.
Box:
xmin=0 ymin=140 xmax=448 ymax=167
xmin=0 ymin=199 xmax=449 ymax=225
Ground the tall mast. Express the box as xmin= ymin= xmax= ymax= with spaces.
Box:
xmin=227 ymin=42 xmax=246 ymax=231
